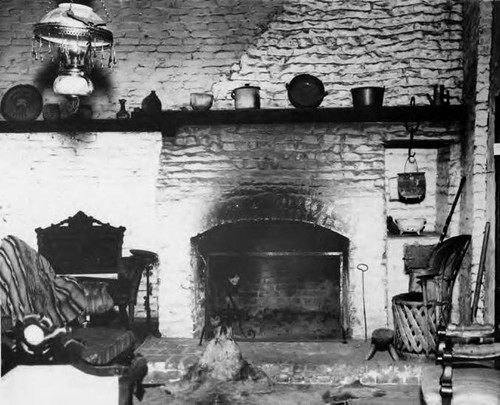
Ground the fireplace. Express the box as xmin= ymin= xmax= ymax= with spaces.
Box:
xmin=192 ymin=220 xmax=349 ymax=341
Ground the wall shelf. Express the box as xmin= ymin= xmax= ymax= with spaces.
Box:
xmin=0 ymin=105 xmax=465 ymax=142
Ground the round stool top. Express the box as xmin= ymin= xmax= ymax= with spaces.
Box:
xmin=371 ymin=328 xmax=394 ymax=346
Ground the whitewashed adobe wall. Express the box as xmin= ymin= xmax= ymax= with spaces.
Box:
xmin=0 ymin=132 xmax=163 ymax=318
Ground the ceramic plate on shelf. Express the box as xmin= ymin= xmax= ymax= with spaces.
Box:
xmin=1 ymin=84 xmax=43 ymax=121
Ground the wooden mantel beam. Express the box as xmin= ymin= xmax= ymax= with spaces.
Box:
xmin=0 ymin=105 xmax=465 ymax=141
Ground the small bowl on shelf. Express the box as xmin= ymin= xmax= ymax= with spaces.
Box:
xmin=387 ymin=216 xmax=427 ymax=235
xmin=190 ymin=93 xmax=213 ymax=111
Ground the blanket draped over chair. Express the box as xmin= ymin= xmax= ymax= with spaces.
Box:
xmin=0 ymin=235 xmax=87 ymax=328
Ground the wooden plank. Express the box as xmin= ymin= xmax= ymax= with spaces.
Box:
xmin=0 ymin=105 xmax=466 ymax=137
xmin=384 ymin=140 xmax=455 ymax=149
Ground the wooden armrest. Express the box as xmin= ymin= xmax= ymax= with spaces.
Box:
xmin=446 ymin=323 xmax=496 ymax=338
xmin=452 ymin=342 xmax=500 ymax=360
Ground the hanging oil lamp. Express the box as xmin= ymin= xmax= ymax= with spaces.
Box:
xmin=32 ymin=1 xmax=115 ymax=100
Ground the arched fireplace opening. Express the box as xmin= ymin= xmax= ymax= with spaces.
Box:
xmin=192 ymin=220 xmax=350 ymax=342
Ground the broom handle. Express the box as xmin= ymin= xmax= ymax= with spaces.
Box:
xmin=440 ymin=176 xmax=466 ymax=243
xmin=471 ymin=221 xmax=490 ymax=321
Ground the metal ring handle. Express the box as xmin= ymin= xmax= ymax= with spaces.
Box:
xmin=404 ymin=155 xmax=419 ymax=172
xmin=357 ymin=263 xmax=369 ymax=272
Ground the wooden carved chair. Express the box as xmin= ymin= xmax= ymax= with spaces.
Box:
xmin=35 ymin=211 xmax=157 ymax=328
xmin=0 ymin=235 xmax=148 ymax=405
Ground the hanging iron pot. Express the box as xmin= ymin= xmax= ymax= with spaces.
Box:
xmin=398 ymin=156 xmax=426 ymax=204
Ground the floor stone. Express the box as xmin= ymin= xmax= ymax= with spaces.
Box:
xmin=140 ymin=383 xmax=423 ymax=405
xmin=136 ymin=337 xmax=432 ymax=386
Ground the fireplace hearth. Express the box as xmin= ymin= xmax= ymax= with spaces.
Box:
xmin=192 ymin=220 xmax=349 ymax=341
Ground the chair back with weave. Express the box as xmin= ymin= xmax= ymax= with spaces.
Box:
xmin=423 ymin=234 xmax=471 ymax=327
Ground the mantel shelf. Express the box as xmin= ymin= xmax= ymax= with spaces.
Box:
xmin=0 ymin=105 xmax=465 ymax=144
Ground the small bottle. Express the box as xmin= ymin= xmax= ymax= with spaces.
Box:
xmin=141 ymin=90 xmax=162 ymax=114
xmin=116 ymin=99 xmax=130 ymax=119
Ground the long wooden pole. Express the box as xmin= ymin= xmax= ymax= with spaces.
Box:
xmin=440 ymin=176 xmax=466 ymax=243
xmin=471 ymin=222 xmax=490 ymax=321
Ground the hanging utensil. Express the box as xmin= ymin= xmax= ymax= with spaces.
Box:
xmin=397 ymin=98 xmax=426 ymax=204
xmin=397 ymin=155 xmax=426 ymax=204
xmin=357 ymin=263 xmax=369 ymax=342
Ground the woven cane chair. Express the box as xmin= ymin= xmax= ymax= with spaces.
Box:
xmin=392 ymin=235 xmax=471 ymax=358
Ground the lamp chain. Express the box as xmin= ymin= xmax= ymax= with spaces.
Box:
xmin=44 ymin=0 xmax=55 ymax=14
xmin=99 ymin=0 xmax=112 ymax=23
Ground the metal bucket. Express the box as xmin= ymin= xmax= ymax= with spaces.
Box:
xmin=397 ymin=157 xmax=426 ymax=204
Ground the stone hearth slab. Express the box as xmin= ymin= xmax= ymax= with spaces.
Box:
xmin=136 ymin=337 xmax=430 ymax=386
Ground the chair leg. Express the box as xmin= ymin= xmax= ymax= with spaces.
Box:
xmin=388 ymin=343 xmax=399 ymax=361
xmin=439 ymin=364 xmax=453 ymax=404
xmin=365 ymin=344 xmax=377 ymax=360
xmin=128 ymin=303 xmax=135 ymax=328
xmin=118 ymin=304 xmax=129 ymax=328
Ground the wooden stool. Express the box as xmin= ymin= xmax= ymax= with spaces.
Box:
xmin=366 ymin=328 xmax=399 ymax=361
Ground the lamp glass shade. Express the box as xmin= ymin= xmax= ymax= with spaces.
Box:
xmin=33 ymin=3 xmax=113 ymax=50
xmin=53 ymin=69 xmax=94 ymax=96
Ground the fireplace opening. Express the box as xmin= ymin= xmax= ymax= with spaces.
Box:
xmin=192 ymin=220 xmax=349 ymax=342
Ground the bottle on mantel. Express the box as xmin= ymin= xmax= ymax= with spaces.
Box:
xmin=141 ymin=90 xmax=162 ymax=114
xmin=116 ymin=98 xmax=130 ymax=119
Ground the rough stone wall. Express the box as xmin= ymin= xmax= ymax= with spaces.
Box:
xmin=0 ymin=0 xmax=461 ymax=116
xmin=460 ymin=0 xmax=493 ymax=324
xmin=213 ymin=0 xmax=463 ymax=109
xmin=0 ymin=0 xmax=283 ymax=117
xmin=156 ymin=121 xmax=461 ymax=338
xmin=157 ymin=123 xmax=387 ymax=337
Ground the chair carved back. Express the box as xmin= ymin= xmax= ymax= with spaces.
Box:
xmin=35 ymin=211 xmax=126 ymax=275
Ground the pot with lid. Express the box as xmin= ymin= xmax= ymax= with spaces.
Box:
xmin=231 ymin=84 xmax=260 ymax=109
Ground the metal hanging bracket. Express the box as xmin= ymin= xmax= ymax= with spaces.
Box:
xmin=404 ymin=97 xmax=420 ymax=162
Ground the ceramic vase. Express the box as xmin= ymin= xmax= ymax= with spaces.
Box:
xmin=116 ymin=99 xmax=130 ymax=119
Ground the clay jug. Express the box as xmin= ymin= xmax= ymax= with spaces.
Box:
xmin=141 ymin=90 xmax=162 ymax=114
xmin=42 ymin=104 xmax=61 ymax=121
xmin=116 ymin=98 xmax=130 ymax=119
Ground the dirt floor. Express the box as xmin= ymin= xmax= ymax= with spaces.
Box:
xmin=140 ymin=380 xmax=423 ymax=405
